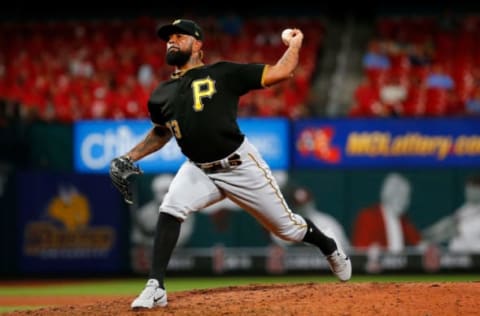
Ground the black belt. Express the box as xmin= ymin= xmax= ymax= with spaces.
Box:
xmin=194 ymin=153 xmax=242 ymax=173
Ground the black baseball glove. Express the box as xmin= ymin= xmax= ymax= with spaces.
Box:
xmin=109 ymin=156 xmax=143 ymax=204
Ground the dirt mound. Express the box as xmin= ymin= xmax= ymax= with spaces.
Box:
xmin=3 ymin=281 xmax=480 ymax=316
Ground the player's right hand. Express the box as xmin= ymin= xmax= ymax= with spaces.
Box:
xmin=287 ymin=29 xmax=304 ymax=49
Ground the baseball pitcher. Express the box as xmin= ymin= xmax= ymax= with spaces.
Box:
xmin=109 ymin=18 xmax=351 ymax=310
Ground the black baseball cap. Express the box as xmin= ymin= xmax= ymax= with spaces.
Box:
xmin=156 ymin=19 xmax=204 ymax=41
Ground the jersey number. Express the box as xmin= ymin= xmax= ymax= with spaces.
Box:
xmin=191 ymin=77 xmax=216 ymax=111
xmin=166 ymin=120 xmax=182 ymax=139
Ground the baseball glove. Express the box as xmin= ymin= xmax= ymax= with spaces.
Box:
xmin=109 ymin=156 xmax=143 ymax=204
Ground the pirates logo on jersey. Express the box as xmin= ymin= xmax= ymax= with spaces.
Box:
xmin=191 ymin=76 xmax=216 ymax=111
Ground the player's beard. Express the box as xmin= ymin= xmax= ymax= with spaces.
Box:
xmin=166 ymin=49 xmax=192 ymax=67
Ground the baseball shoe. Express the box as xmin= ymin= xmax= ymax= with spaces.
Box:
xmin=131 ymin=279 xmax=168 ymax=309
xmin=324 ymin=229 xmax=352 ymax=282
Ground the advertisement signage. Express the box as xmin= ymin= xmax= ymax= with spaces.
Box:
xmin=293 ymin=118 xmax=480 ymax=168
xmin=74 ymin=118 xmax=289 ymax=173
xmin=16 ymin=171 xmax=123 ymax=273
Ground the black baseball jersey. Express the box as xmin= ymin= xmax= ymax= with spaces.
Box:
xmin=148 ymin=61 xmax=266 ymax=163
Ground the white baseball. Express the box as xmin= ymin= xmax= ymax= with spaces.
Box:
xmin=281 ymin=28 xmax=293 ymax=46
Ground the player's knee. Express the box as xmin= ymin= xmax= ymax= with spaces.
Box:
xmin=274 ymin=232 xmax=296 ymax=242
xmin=273 ymin=226 xmax=305 ymax=242
xmin=159 ymin=207 xmax=187 ymax=222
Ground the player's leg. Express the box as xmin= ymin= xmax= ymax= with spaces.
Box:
xmin=210 ymin=138 xmax=351 ymax=281
xmin=213 ymin=162 xmax=335 ymax=254
xmin=131 ymin=161 xmax=225 ymax=309
xmin=150 ymin=161 xmax=225 ymax=286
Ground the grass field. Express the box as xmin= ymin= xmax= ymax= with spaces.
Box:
xmin=1 ymin=274 xmax=479 ymax=314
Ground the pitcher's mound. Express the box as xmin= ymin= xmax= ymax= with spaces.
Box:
xmin=4 ymin=281 xmax=480 ymax=315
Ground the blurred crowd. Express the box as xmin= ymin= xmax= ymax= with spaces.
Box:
xmin=0 ymin=15 xmax=323 ymax=125
xmin=349 ymin=11 xmax=480 ymax=118
xmin=3 ymin=10 xmax=480 ymax=126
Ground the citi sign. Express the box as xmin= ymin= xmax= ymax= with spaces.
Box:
xmin=74 ymin=120 xmax=184 ymax=173
xmin=73 ymin=118 xmax=289 ymax=173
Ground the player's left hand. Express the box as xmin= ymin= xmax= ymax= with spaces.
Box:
xmin=109 ymin=156 xmax=143 ymax=204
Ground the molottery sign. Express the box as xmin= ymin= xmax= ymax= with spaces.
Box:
xmin=293 ymin=118 xmax=480 ymax=168
xmin=74 ymin=118 xmax=290 ymax=173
